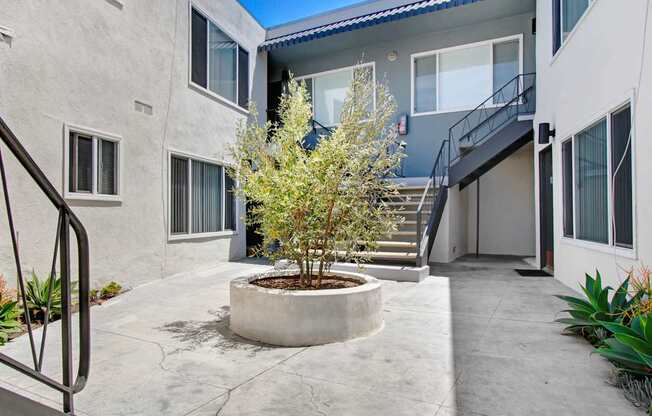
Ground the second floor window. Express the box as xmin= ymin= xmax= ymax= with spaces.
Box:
xmin=553 ymin=0 xmax=594 ymax=54
xmin=298 ymin=63 xmax=375 ymax=127
xmin=411 ymin=35 xmax=521 ymax=116
xmin=191 ymin=7 xmax=249 ymax=109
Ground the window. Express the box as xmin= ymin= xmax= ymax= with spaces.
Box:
xmin=562 ymin=103 xmax=634 ymax=249
xmin=299 ymin=63 xmax=375 ymax=127
xmin=562 ymin=139 xmax=574 ymax=237
xmin=611 ymin=105 xmax=633 ymax=247
xmin=65 ymin=126 xmax=120 ymax=200
xmin=553 ymin=0 xmax=594 ymax=54
xmin=169 ymin=153 xmax=236 ymax=237
xmin=576 ymin=119 xmax=608 ymax=244
xmin=412 ymin=36 xmax=521 ymax=115
xmin=190 ymin=7 xmax=249 ymax=109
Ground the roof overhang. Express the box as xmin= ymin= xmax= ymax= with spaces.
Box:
xmin=259 ymin=0 xmax=484 ymax=51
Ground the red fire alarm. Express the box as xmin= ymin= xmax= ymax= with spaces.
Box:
xmin=397 ymin=113 xmax=408 ymax=136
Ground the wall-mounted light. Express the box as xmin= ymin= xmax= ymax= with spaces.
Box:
xmin=386 ymin=50 xmax=398 ymax=62
xmin=538 ymin=122 xmax=556 ymax=145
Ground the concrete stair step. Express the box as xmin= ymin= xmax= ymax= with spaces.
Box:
xmin=376 ymin=240 xmax=417 ymax=249
xmin=309 ymin=249 xmax=417 ymax=261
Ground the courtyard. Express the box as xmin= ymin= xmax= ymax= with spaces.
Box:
xmin=0 ymin=256 xmax=636 ymax=416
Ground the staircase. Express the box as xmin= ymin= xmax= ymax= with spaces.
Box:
xmin=369 ymin=185 xmax=434 ymax=263
xmin=413 ymin=73 xmax=536 ymax=266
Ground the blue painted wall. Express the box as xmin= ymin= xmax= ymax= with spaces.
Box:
xmin=268 ymin=7 xmax=536 ymax=177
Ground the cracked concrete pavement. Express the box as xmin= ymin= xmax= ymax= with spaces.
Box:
xmin=0 ymin=256 xmax=641 ymax=415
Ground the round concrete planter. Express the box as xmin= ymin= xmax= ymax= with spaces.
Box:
xmin=230 ymin=270 xmax=383 ymax=347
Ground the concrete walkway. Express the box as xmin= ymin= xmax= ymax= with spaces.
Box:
xmin=0 ymin=256 xmax=640 ymax=415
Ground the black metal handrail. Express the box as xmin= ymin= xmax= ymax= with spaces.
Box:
xmin=0 ymin=115 xmax=90 ymax=414
xmin=415 ymin=73 xmax=536 ymax=266
xmin=448 ymin=73 xmax=536 ymax=165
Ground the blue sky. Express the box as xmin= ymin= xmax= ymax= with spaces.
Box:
xmin=239 ymin=0 xmax=366 ymax=28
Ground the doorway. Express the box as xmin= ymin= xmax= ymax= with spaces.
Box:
xmin=539 ymin=146 xmax=554 ymax=271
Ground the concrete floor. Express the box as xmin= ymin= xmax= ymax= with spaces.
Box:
xmin=0 ymin=256 xmax=641 ymax=415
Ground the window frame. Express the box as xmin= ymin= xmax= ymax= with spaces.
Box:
xmin=167 ymin=149 xmax=238 ymax=241
xmin=63 ymin=123 xmax=122 ymax=202
xmin=410 ymin=34 xmax=524 ymax=117
xmin=295 ymin=62 xmax=377 ymax=128
xmin=552 ymin=0 xmax=597 ymax=61
xmin=559 ymin=99 xmax=637 ymax=257
xmin=188 ymin=2 xmax=251 ymax=113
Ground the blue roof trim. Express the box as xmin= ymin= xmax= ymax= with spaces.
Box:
xmin=260 ymin=0 xmax=483 ymax=51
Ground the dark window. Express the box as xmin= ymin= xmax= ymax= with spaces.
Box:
xmin=191 ymin=7 xmax=249 ymax=108
xmin=562 ymin=140 xmax=574 ymax=237
xmin=552 ymin=0 xmax=562 ymax=54
xmin=238 ymin=47 xmax=249 ymax=109
xmin=171 ymin=156 xmax=189 ymax=234
xmin=225 ymin=171 xmax=236 ymax=231
xmin=98 ymin=139 xmax=117 ymax=195
xmin=69 ymin=133 xmax=93 ymax=193
xmin=611 ymin=105 xmax=633 ymax=247
xmin=191 ymin=9 xmax=208 ymax=88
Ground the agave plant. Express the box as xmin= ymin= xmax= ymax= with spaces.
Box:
xmin=596 ymin=315 xmax=652 ymax=376
xmin=0 ymin=301 xmax=22 ymax=346
xmin=24 ymin=271 xmax=62 ymax=321
xmin=556 ymin=271 xmax=639 ymax=338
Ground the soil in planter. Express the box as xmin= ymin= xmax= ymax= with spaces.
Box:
xmin=252 ymin=275 xmax=363 ymax=290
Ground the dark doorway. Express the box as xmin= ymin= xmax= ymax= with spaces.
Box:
xmin=539 ymin=146 xmax=554 ymax=271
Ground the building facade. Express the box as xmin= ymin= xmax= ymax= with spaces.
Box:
xmin=0 ymin=0 xmax=266 ymax=288
xmin=0 ymin=0 xmax=648 ymax=293
xmin=534 ymin=0 xmax=650 ymax=289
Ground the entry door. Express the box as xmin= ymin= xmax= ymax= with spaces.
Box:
xmin=539 ymin=147 xmax=554 ymax=271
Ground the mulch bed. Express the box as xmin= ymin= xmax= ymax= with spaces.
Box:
xmin=252 ymin=275 xmax=362 ymax=290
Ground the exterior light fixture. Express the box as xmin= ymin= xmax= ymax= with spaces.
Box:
xmin=538 ymin=122 xmax=556 ymax=144
xmin=387 ymin=50 xmax=398 ymax=62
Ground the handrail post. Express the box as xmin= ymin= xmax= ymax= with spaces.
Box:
xmin=60 ymin=213 xmax=74 ymax=414
xmin=416 ymin=209 xmax=422 ymax=266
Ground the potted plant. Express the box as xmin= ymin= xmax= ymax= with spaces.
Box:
xmin=228 ymin=68 xmax=403 ymax=346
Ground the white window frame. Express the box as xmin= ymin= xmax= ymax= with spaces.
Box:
xmin=552 ymin=0 xmax=598 ymax=62
xmin=63 ymin=123 xmax=122 ymax=202
xmin=410 ymin=34 xmax=524 ymax=117
xmin=188 ymin=2 xmax=250 ymax=113
xmin=559 ymin=98 xmax=637 ymax=258
xmin=167 ymin=149 xmax=238 ymax=241
xmin=296 ymin=62 xmax=377 ymax=128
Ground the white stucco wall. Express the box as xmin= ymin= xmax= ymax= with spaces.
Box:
xmin=0 ymin=0 xmax=266 ymax=289
xmin=535 ymin=0 xmax=651 ymax=290
xmin=465 ymin=143 xmax=536 ymax=257
xmin=430 ymin=143 xmax=535 ymax=263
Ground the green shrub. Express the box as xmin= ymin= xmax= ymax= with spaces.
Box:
xmin=596 ymin=315 xmax=652 ymax=376
xmin=556 ymin=271 xmax=638 ymax=342
xmin=231 ymin=70 xmax=402 ymax=288
xmin=100 ymin=281 xmax=122 ymax=299
xmin=0 ymin=301 xmax=21 ymax=346
xmin=25 ymin=271 xmax=62 ymax=321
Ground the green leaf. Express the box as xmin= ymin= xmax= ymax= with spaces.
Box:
xmin=600 ymin=320 xmax=642 ymax=338
xmin=614 ymin=333 xmax=652 ymax=356
xmin=611 ymin=278 xmax=630 ymax=311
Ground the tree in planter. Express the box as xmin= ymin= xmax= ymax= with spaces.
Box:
xmin=231 ymin=69 xmax=403 ymax=288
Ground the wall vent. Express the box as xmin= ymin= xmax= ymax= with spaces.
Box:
xmin=134 ymin=100 xmax=153 ymax=116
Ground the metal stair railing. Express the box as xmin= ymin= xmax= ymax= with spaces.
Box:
xmin=0 ymin=115 xmax=90 ymax=415
xmin=415 ymin=73 xmax=536 ymax=266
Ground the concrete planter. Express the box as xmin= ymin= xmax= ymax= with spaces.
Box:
xmin=230 ymin=270 xmax=383 ymax=347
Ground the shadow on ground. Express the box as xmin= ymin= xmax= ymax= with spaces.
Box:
xmin=159 ymin=305 xmax=276 ymax=356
